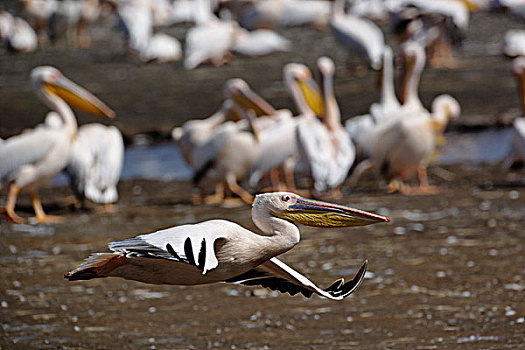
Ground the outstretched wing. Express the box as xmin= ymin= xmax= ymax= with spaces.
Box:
xmin=108 ymin=221 xmax=229 ymax=275
xmin=226 ymin=258 xmax=368 ymax=300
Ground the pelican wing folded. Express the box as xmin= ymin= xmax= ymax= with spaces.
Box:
xmin=0 ymin=127 xmax=59 ymax=187
xmin=226 ymin=258 xmax=367 ymax=300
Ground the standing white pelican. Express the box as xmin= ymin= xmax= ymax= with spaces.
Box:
xmin=20 ymin=0 xmax=58 ymax=45
xmin=183 ymin=3 xmax=237 ymax=70
xmin=236 ymin=0 xmax=330 ymax=30
xmin=116 ymin=0 xmax=182 ymax=62
xmin=65 ymin=123 xmax=124 ymax=210
xmin=65 ymin=192 xmax=389 ymax=300
xmin=0 ymin=11 xmax=38 ymax=53
xmin=503 ymin=57 xmax=525 ymax=169
xmin=192 ymin=106 xmax=261 ymax=205
xmin=172 ymin=101 xmax=231 ymax=169
xmin=398 ymin=41 xmax=427 ymax=114
xmin=503 ymin=30 xmax=525 ymax=58
xmin=0 ymin=66 xmax=115 ymax=223
xmin=346 ymin=46 xmax=401 ymax=154
xmin=330 ymin=0 xmax=385 ymax=70
xmin=232 ymin=28 xmax=291 ymax=57
xmin=295 ymin=57 xmax=355 ymax=197
xmin=350 ymin=94 xmax=461 ymax=194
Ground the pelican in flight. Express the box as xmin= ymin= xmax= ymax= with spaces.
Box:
xmin=65 ymin=123 xmax=124 ymax=211
xmin=0 ymin=66 xmax=115 ymax=223
xmin=65 ymin=192 xmax=389 ymax=300
xmin=503 ymin=57 xmax=525 ymax=169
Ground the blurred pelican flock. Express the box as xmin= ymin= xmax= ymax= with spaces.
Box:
xmin=0 ymin=0 xmax=524 ymax=349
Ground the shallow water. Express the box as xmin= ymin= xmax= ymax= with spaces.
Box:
xmin=50 ymin=128 xmax=514 ymax=186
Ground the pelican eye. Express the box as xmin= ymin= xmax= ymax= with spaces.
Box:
xmin=281 ymin=195 xmax=290 ymax=202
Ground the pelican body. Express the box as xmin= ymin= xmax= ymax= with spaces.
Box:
xmin=66 ymin=192 xmax=389 ymax=300
xmin=0 ymin=66 xmax=115 ymax=223
xmin=65 ymin=123 xmax=124 ymax=206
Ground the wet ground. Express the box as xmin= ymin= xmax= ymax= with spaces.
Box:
xmin=1 ymin=164 xmax=524 ymax=349
xmin=1 ymin=6 xmax=525 ymax=350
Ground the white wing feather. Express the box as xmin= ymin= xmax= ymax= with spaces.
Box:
xmin=109 ymin=220 xmax=231 ymax=274
xmin=66 ymin=124 xmax=124 ymax=203
xmin=0 ymin=127 xmax=59 ymax=188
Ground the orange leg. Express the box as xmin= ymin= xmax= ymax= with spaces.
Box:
xmin=3 ymin=184 xmax=24 ymax=224
xmin=202 ymin=182 xmax=225 ymax=205
xmin=30 ymin=190 xmax=63 ymax=224
xmin=226 ymin=176 xmax=253 ymax=205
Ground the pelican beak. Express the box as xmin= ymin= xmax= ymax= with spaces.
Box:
xmin=273 ymin=197 xmax=390 ymax=227
xmin=43 ymin=76 xmax=115 ymax=118
xmin=295 ymin=75 xmax=324 ymax=118
xmin=231 ymin=87 xmax=276 ymax=117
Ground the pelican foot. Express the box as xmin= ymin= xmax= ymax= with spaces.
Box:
xmin=221 ymin=198 xmax=245 ymax=208
xmin=94 ymin=203 xmax=117 ymax=215
xmin=56 ymin=195 xmax=81 ymax=209
xmin=398 ymin=184 xmax=439 ymax=196
xmin=35 ymin=214 xmax=64 ymax=224
xmin=203 ymin=194 xmax=225 ymax=205
xmin=2 ymin=208 xmax=25 ymax=224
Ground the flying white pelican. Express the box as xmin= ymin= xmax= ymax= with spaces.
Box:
xmin=65 ymin=123 xmax=124 ymax=211
xmin=0 ymin=66 xmax=115 ymax=223
xmin=330 ymin=0 xmax=385 ymax=70
xmin=232 ymin=28 xmax=291 ymax=57
xmin=0 ymin=11 xmax=38 ymax=53
xmin=350 ymin=94 xmax=461 ymax=194
xmin=503 ymin=57 xmax=525 ymax=169
xmin=295 ymin=57 xmax=355 ymax=197
xmin=65 ymin=192 xmax=389 ymax=300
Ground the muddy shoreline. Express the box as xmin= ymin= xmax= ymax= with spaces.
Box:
xmin=1 ymin=163 xmax=524 ymax=349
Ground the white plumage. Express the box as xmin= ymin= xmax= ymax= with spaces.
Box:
xmin=0 ymin=66 xmax=115 ymax=223
xmin=232 ymin=28 xmax=291 ymax=57
xmin=330 ymin=0 xmax=385 ymax=70
xmin=66 ymin=192 xmax=390 ymax=300
xmin=66 ymin=124 xmax=124 ymax=204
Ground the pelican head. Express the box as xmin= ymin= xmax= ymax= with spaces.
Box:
xmin=284 ymin=63 xmax=324 ymax=117
xmin=224 ymin=78 xmax=276 ymax=117
xmin=255 ymin=192 xmax=389 ymax=228
xmin=31 ymin=66 xmax=115 ymax=118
